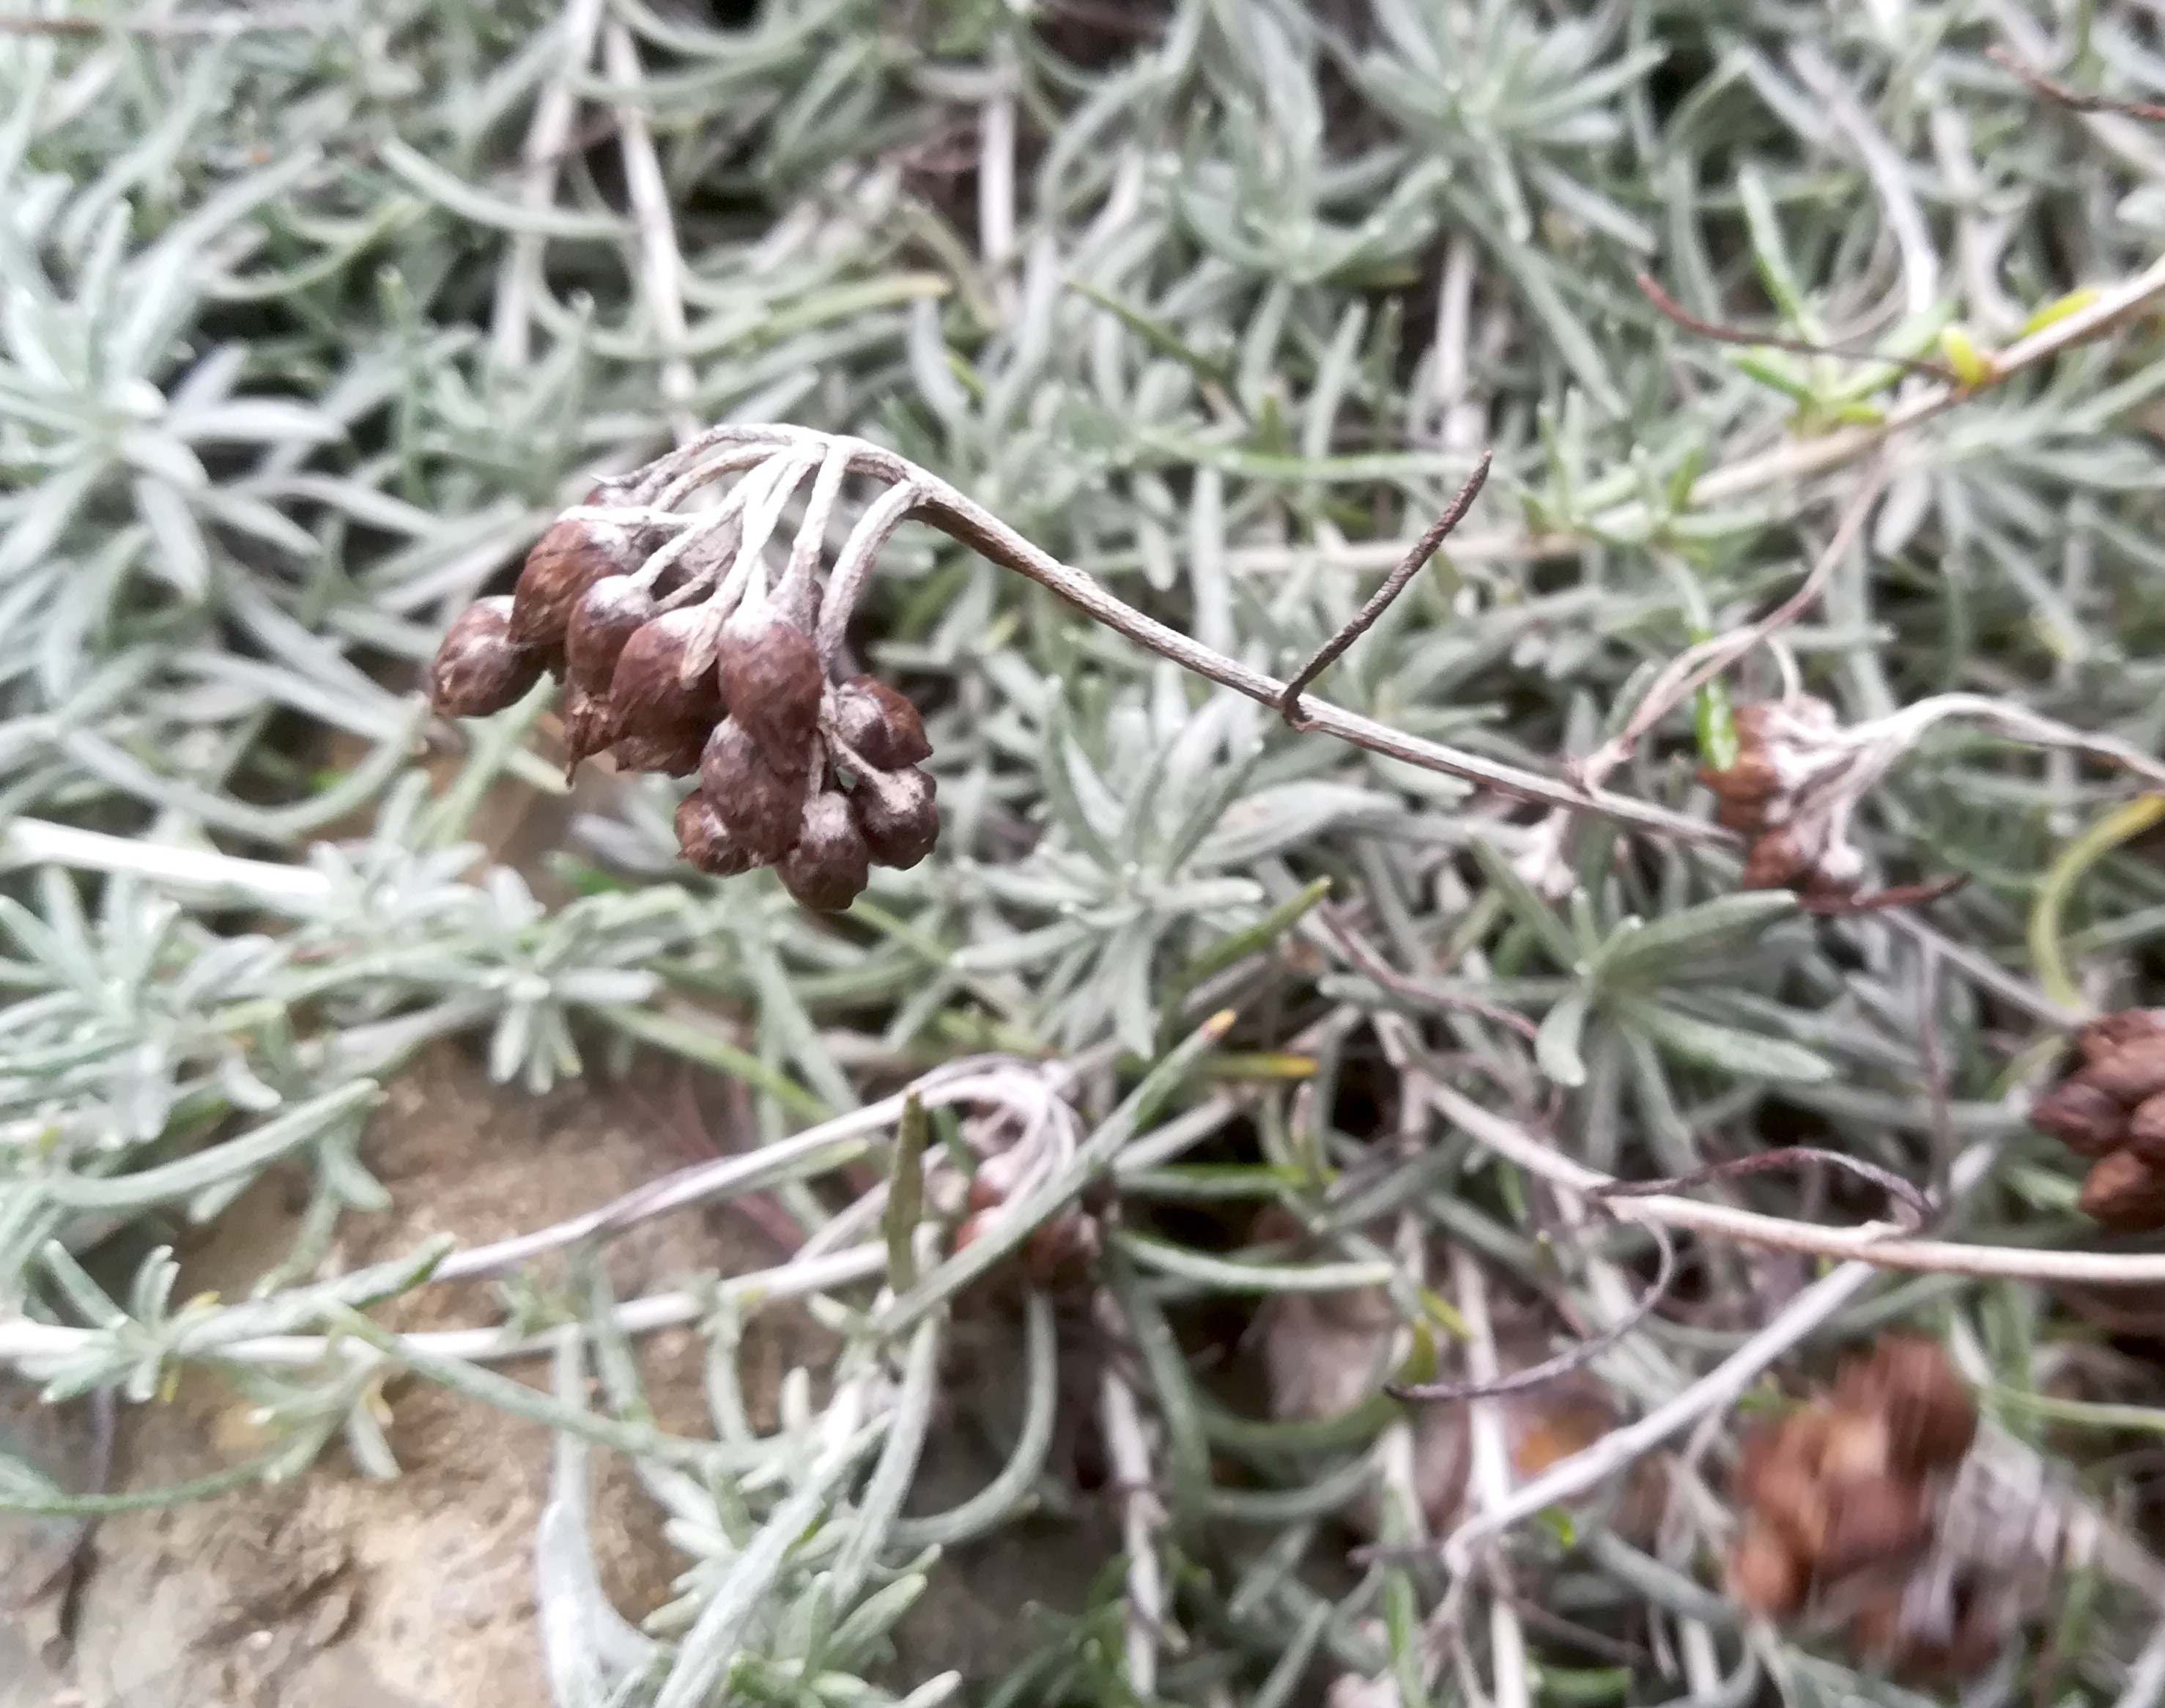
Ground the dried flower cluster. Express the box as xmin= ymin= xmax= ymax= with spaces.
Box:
xmin=2027 ymin=1008 xmax=2165 ymax=1230
xmin=1728 ymin=1337 xmax=1990 ymax=1682
xmin=1698 ymin=698 xmax=1871 ymax=901
xmin=427 ymin=474 xmax=938 ymax=912
xmin=950 ymin=1165 xmax=1103 ymax=1292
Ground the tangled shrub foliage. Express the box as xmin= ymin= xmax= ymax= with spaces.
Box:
xmin=10 ymin=0 xmax=2165 ymax=1702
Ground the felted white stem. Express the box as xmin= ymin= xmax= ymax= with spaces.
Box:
xmin=624 ymin=423 xmax=804 ymax=506
xmin=1098 ymin=1329 xmax=1167 ymax=1701
xmin=1451 ymin=1246 xmax=1532 ymax=1708
xmin=602 ymin=20 xmax=698 ymax=446
xmin=489 ymin=0 xmax=607 ymax=371
xmin=677 ymin=448 xmax=824 ymax=684
xmin=814 ymin=478 xmax=923 ymax=670
xmin=628 ymin=469 xmax=763 ymax=590
xmin=780 ymin=440 xmax=854 ymax=625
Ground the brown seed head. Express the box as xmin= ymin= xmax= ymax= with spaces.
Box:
xmin=1728 ymin=1521 xmax=1807 ymax=1618
xmin=2127 ymin=1090 xmax=2165 ymax=1160
xmin=1836 ymin=1337 xmax=1977 ymax=1476
xmin=1698 ymin=745 xmax=1781 ymax=807
xmin=780 ymin=790 xmax=872 ymax=913
xmin=1741 ymin=827 xmax=1812 ymax=892
xmin=700 ymin=720 xmax=810 ymax=864
xmin=566 ymin=577 xmax=657 ymax=698
xmin=610 ymin=718 xmax=710 ymax=777
xmin=834 ymin=676 xmax=933 ymax=770
xmin=2081 ymin=1038 xmax=2165 ymax=1106
xmin=674 ymin=791 xmax=758 ymax=876
xmin=1734 ymin=1415 xmax=1831 ymax=1558
xmin=2079 ymin=1008 xmax=2165 ymax=1063
xmin=509 ymin=515 xmax=650 ymax=652
xmin=560 ymin=684 xmax=618 ymax=774
xmin=851 ymin=765 xmax=939 ymax=870
xmin=2029 ymin=1077 xmax=2133 ymax=1157
xmin=1714 ymin=794 xmax=1770 ymax=835
xmin=607 ymin=608 xmax=725 ymax=742
xmin=717 ymin=610 xmax=825 ymax=766
xmin=1818 ymin=1474 xmax=1931 ymax=1577
xmin=2080 ymin=1147 xmax=2165 ymax=1231
xmin=429 ymin=596 xmax=545 ymax=718
xmin=1024 ymin=1212 xmax=1102 ymax=1290
xmin=1816 ymin=1409 xmax=1891 ymax=1482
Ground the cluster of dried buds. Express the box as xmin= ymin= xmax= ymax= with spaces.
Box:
xmin=920 ymin=1073 xmax=1103 ymax=1293
xmin=2027 ymin=1008 xmax=2165 ymax=1231
xmin=426 ymin=437 xmax=939 ymax=912
xmin=950 ymin=1160 xmax=1103 ymax=1292
xmin=1696 ymin=697 xmax=1880 ymax=902
xmin=1729 ymin=1336 xmax=1996 ymax=1682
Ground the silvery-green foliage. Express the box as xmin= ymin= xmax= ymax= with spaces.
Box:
xmin=954 ymin=668 xmax=1396 ymax=1051
xmin=7 ymin=0 xmax=2165 ymax=1702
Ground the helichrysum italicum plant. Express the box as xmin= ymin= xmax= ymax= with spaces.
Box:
xmin=12 ymin=1 xmax=2165 ymax=1705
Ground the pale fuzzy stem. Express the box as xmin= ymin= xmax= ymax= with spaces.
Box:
xmin=815 ymin=478 xmax=922 ymax=670
xmin=434 ymin=1060 xmax=1054 ymax=1279
xmin=1789 ymin=45 xmax=1939 ymax=322
xmin=1432 ymin=236 xmax=1479 ymax=451
xmin=1450 ymin=1246 xmax=1531 ymax=1708
xmin=1099 ymin=1345 xmax=1166 ymax=1699
xmin=491 ymin=0 xmax=607 ymax=371
xmin=603 ymin=21 xmax=699 ymax=446
xmin=0 ymin=817 xmax=333 ymax=906
xmin=979 ymin=84 xmax=1015 ymax=295
xmin=1417 ymin=1079 xmax=2165 ymax=1286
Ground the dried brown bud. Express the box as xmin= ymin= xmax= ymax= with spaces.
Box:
xmin=1697 ymin=746 xmax=1780 ymax=807
xmin=1816 ymin=1410 xmax=1891 ymax=1482
xmin=1836 ymin=1337 xmax=1976 ymax=1476
xmin=1740 ymin=827 xmax=1812 ymax=891
xmin=1735 ymin=1415 xmax=1830 ymax=1557
xmin=851 ymin=765 xmax=939 ymax=870
xmin=2081 ymin=1147 xmax=2165 ymax=1230
xmin=2029 ymin=1077 xmax=2132 ymax=1157
xmin=2080 ymin=1038 xmax=2165 ymax=1106
xmin=610 ymin=718 xmax=709 ymax=777
xmin=700 ymin=720 xmax=810 ymax=864
xmin=2128 ymin=1090 xmax=2165 ymax=1160
xmin=565 ymin=577 xmax=656 ymax=698
xmin=1024 ymin=1211 xmax=1102 ymax=1289
xmin=607 ymin=608 xmax=725 ymax=743
xmin=717 ymin=608 xmax=824 ymax=764
xmin=2079 ymin=1008 xmax=2165 ymax=1063
xmin=509 ymin=515 xmax=650 ymax=653
xmin=560 ymin=684 xmax=617 ymax=773
xmin=428 ymin=596 xmax=545 ymax=718
xmin=675 ymin=791 xmax=758 ymax=876
xmin=834 ymin=676 xmax=933 ymax=770
xmin=1714 ymin=794 xmax=1769 ymax=835
xmin=1819 ymin=1474 xmax=1931 ymax=1576
xmin=780 ymin=790 xmax=871 ymax=913
xmin=1728 ymin=1521 xmax=1807 ymax=1618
